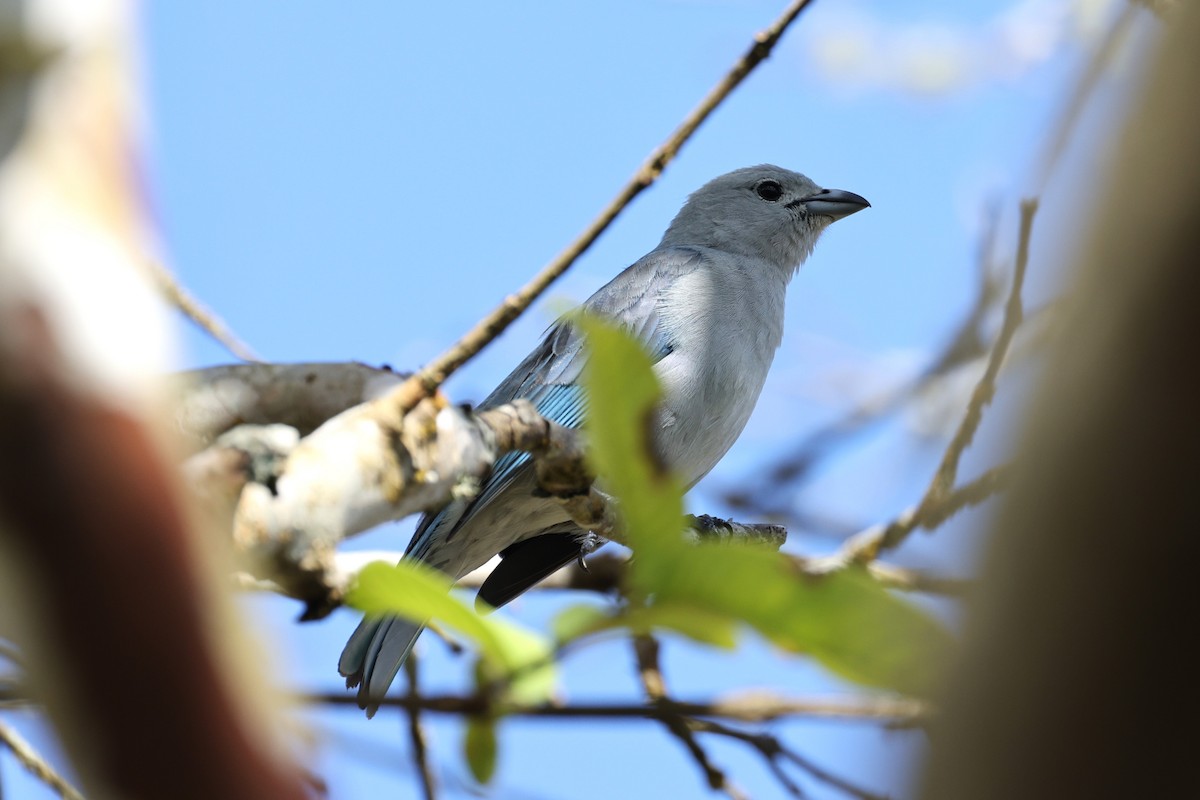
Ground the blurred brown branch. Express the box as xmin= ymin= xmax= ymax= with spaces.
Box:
xmin=920 ymin=4 xmax=1200 ymax=796
xmin=403 ymin=657 xmax=437 ymax=800
xmin=308 ymin=690 xmax=927 ymax=725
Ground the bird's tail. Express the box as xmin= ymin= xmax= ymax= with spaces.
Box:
xmin=338 ymin=614 xmax=424 ymax=718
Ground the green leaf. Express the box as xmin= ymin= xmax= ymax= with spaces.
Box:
xmin=464 ymin=715 xmax=498 ymax=784
xmin=484 ymin=623 xmax=557 ymax=707
xmin=348 ymin=561 xmax=556 ymax=705
xmin=642 ymin=546 xmax=951 ymax=696
xmin=569 ymin=314 xmax=950 ymax=696
xmin=622 ymin=603 xmax=740 ymax=649
xmin=575 ymin=313 xmax=686 ymax=585
xmin=551 ymin=603 xmax=612 ymax=643
xmin=553 ymin=601 xmax=738 ymax=649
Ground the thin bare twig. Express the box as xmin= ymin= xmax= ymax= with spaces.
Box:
xmin=831 ymin=464 xmax=1011 ymax=566
xmin=918 ymin=204 xmax=1037 ymax=505
xmin=633 ymin=636 xmax=746 ymax=800
xmin=145 ymin=260 xmax=261 ymax=362
xmin=306 ymin=691 xmax=928 ymax=725
xmin=691 ymin=719 xmax=890 ymax=800
xmin=0 ymin=720 xmax=85 ymax=800
xmin=724 ymin=201 xmax=1006 ymax=526
xmin=403 ymin=657 xmax=437 ymax=800
xmin=837 ymin=200 xmax=1037 ymax=563
xmin=386 ymin=0 xmax=820 ymax=417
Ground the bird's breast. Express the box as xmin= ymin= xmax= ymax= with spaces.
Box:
xmin=653 ymin=261 xmax=786 ymax=487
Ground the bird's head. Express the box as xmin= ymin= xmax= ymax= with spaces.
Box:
xmin=660 ymin=165 xmax=869 ymax=275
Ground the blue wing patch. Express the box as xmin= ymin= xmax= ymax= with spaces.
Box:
xmin=447 ymin=383 xmax=587 ymax=540
xmin=408 ymin=249 xmax=701 ymax=557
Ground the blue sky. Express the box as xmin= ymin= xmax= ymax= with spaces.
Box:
xmin=3 ymin=0 xmax=1138 ymax=797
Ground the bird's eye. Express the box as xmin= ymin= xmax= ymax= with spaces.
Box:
xmin=755 ymin=180 xmax=783 ymax=202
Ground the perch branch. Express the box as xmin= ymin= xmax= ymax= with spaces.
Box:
xmin=204 ymin=393 xmax=786 ymax=614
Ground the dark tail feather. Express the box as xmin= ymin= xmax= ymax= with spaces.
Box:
xmin=476 ymin=530 xmax=598 ymax=611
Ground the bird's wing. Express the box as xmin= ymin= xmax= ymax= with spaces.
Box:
xmin=340 ymin=246 xmax=704 ymax=713
xmin=408 ymin=246 xmax=704 ymax=562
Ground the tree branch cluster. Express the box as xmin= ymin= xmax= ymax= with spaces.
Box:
xmin=0 ymin=0 xmax=1082 ymax=796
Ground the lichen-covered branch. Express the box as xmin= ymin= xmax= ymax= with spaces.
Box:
xmin=171 ymin=362 xmax=406 ymax=451
xmin=210 ymin=395 xmax=584 ymax=616
xmin=178 ymin=363 xmax=790 ymax=614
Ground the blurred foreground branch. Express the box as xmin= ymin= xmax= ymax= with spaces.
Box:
xmin=146 ymin=260 xmax=261 ymax=363
xmin=920 ymin=4 xmax=1200 ymax=797
xmin=0 ymin=720 xmax=84 ymax=800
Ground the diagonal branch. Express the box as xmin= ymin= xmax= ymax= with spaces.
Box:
xmin=691 ymin=718 xmax=889 ymax=800
xmin=145 ymin=259 xmax=261 ymax=363
xmin=829 ymin=464 xmax=1012 ymax=567
xmin=920 ymin=201 xmax=1036 ymax=513
xmin=837 ymin=199 xmax=1038 ymax=564
xmin=633 ymin=635 xmax=746 ymax=800
xmin=385 ymin=0 xmax=820 ymax=417
xmin=0 ymin=719 xmax=86 ymax=800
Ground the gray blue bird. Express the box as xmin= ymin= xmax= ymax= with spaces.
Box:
xmin=339 ymin=165 xmax=869 ymax=715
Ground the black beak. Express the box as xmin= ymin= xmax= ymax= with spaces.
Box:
xmin=799 ymin=188 xmax=871 ymax=219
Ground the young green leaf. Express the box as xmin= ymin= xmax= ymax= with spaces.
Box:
xmin=641 ymin=546 xmax=951 ymax=696
xmin=553 ymin=601 xmax=739 ymax=650
xmin=348 ymin=561 xmax=556 ymax=704
xmin=464 ymin=715 xmax=498 ymax=784
xmin=575 ymin=313 xmax=686 ymax=581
